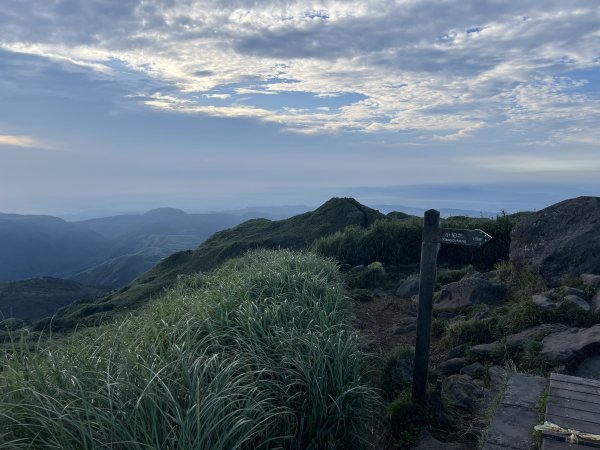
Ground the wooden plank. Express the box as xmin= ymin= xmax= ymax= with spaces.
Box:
xmin=549 ymin=395 xmax=600 ymax=415
xmin=542 ymin=438 xmax=578 ymax=450
xmin=551 ymin=373 xmax=600 ymax=388
xmin=546 ymin=403 xmax=600 ymax=425
xmin=550 ymin=379 xmax=600 ymax=396
xmin=546 ymin=414 xmax=600 ymax=435
xmin=550 ymin=388 xmax=600 ymax=404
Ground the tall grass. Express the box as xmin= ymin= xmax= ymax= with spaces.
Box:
xmin=0 ymin=250 xmax=380 ymax=449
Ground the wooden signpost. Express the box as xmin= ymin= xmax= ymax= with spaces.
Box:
xmin=411 ymin=209 xmax=492 ymax=403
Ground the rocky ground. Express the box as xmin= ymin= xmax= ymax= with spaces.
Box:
xmin=347 ymin=196 xmax=600 ymax=449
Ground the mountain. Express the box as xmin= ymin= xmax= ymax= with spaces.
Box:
xmin=0 ymin=213 xmax=110 ymax=281
xmin=0 ymin=277 xmax=107 ymax=321
xmin=0 ymin=209 xmax=249 ymax=288
xmin=46 ymin=198 xmax=384 ymax=329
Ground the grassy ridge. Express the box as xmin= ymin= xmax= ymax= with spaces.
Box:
xmin=48 ymin=198 xmax=383 ymax=329
xmin=0 ymin=250 xmax=380 ymax=449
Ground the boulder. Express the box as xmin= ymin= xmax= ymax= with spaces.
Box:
xmin=505 ymin=324 xmax=570 ymax=354
xmin=436 ymin=277 xmax=508 ymax=310
xmin=445 ymin=374 xmax=485 ymax=412
xmin=531 ymin=291 xmax=590 ymax=311
xmin=510 ymin=196 xmax=600 ymax=287
xmin=592 ymin=290 xmax=600 ymax=312
xmin=447 ymin=344 xmax=467 ymax=359
xmin=439 ymin=357 xmax=469 ymax=375
xmin=470 ymin=342 xmax=501 ymax=360
xmin=581 ymin=273 xmax=600 ymax=288
xmin=541 ymin=324 xmax=600 ymax=365
xmin=396 ymin=274 xmax=420 ymax=298
xmin=461 ymin=362 xmax=485 ymax=378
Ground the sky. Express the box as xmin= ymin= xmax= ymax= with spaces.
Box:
xmin=0 ymin=0 xmax=599 ymax=216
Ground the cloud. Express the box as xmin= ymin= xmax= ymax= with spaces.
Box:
xmin=1 ymin=0 xmax=599 ymax=140
xmin=0 ymin=134 xmax=50 ymax=149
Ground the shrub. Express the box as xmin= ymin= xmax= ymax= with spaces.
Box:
xmin=380 ymin=345 xmax=414 ymax=400
xmin=0 ymin=250 xmax=381 ymax=450
xmin=348 ymin=261 xmax=387 ymax=289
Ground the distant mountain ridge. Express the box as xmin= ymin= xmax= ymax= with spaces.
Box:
xmin=48 ymin=198 xmax=384 ymax=328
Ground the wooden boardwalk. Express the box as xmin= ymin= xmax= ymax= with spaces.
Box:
xmin=542 ymin=373 xmax=600 ymax=449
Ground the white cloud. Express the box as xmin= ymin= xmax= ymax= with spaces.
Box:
xmin=0 ymin=134 xmax=50 ymax=149
xmin=1 ymin=0 xmax=599 ymax=140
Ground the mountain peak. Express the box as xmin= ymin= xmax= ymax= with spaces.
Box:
xmin=143 ymin=208 xmax=188 ymax=218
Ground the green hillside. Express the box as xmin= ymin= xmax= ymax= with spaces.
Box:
xmin=0 ymin=277 xmax=107 ymax=321
xmin=1 ymin=250 xmax=380 ymax=449
xmin=45 ymin=198 xmax=383 ymax=329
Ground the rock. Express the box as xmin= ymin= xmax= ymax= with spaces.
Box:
xmin=445 ymin=374 xmax=485 ymax=412
xmin=447 ymin=344 xmax=467 ymax=359
xmin=350 ymin=289 xmax=373 ymax=302
xmin=470 ymin=342 xmax=501 ymax=360
xmin=509 ymin=196 xmax=600 ymax=287
xmin=563 ymin=294 xmax=590 ymax=311
xmin=562 ymin=287 xmax=586 ymax=297
xmin=487 ymin=366 xmax=508 ymax=391
xmin=541 ymin=324 xmax=600 ymax=365
xmin=531 ymin=292 xmax=590 ymax=311
xmin=396 ymin=274 xmax=420 ymax=298
xmin=592 ymin=290 xmax=600 ymax=312
xmin=472 ymin=304 xmax=490 ymax=320
xmin=505 ymin=323 xmax=570 ymax=353
xmin=531 ymin=293 xmax=555 ymax=310
xmin=439 ymin=357 xmax=469 ymax=375
xmin=574 ymin=355 xmax=600 ymax=381
xmin=461 ymin=362 xmax=485 ymax=378
xmin=436 ymin=277 xmax=508 ymax=310
xmin=352 ymin=265 xmax=366 ymax=272
xmin=581 ymin=273 xmax=600 ymax=288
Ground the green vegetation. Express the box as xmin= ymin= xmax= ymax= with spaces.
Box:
xmin=348 ymin=261 xmax=387 ymax=289
xmin=46 ymin=198 xmax=383 ymax=330
xmin=313 ymin=213 xmax=520 ymax=272
xmin=0 ymin=250 xmax=381 ymax=449
xmin=0 ymin=277 xmax=107 ymax=321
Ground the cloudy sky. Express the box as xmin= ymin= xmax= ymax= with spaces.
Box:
xmin=1 ymin=0 xmax=599 ymax=216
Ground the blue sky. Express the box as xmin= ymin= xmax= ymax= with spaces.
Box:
xmin=0 ymin=0 xmax=599 ymax=216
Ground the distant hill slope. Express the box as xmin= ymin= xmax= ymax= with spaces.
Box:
xmin=0 ymin=278 xmax=107 ymax=321
xmin=0 ymin=213 xmax=109 ymax=281
xmin=47 ymin=198 xmax=384 ymax=329
xmin=0 ymin=209 xmax=248 ymax=288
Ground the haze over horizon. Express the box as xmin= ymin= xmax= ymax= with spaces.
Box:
xmin=1 ymin=1 xmax=599 ymax=215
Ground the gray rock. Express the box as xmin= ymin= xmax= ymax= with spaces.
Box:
xmin=592 ymin=289 xmax=600 ymax=312
xmin=487 ymin=366 xmax=508 ymax=391
xmin=541 ymin=324 xmax=600 ymax=365
xmin=505 ymin=323 xmax=570 ymax=353
xmin=562 ymin=287 xmax=586 ymax=297
xmin=575 ymin=355 xmax=600 ymax=381
xmin=436 ymin=277 xmax=508 ymax=310
xmin=439 ymin=357 xmax=469 ymax=375
xmin=461 ymin=362 xmax=485 ymax=378
xmin=396 ymin=274 xmax=420 ymax=298
xmin=581 ymin=273 xmax=600 ymax=288
xmin=531 ymin=293 xmax=555 ymax=310
xmin=470 ymin=342 xmax=502 ymax=360
xmin=531 ymin=292 xmax=590 ymax=311
xmin=509 ymin=196 xmax=600 ymax=287
xmin=563 ymin=294 xmax=590 ymax=311
xmin=445 ymin=374 xmax=485 ymax=412
xmin=352 ymin=265 xmax=366 ymax=272
xmin=447 ymin=344 xmax=467 ymax=359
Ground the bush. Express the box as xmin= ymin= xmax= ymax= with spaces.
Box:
xmin=348 ymin=261 xmax=387 ymax=289
xmin=380 ymin=345 xmax=414 ymax=400
xmin=0 ymin=250 xmax=381 ymax=450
